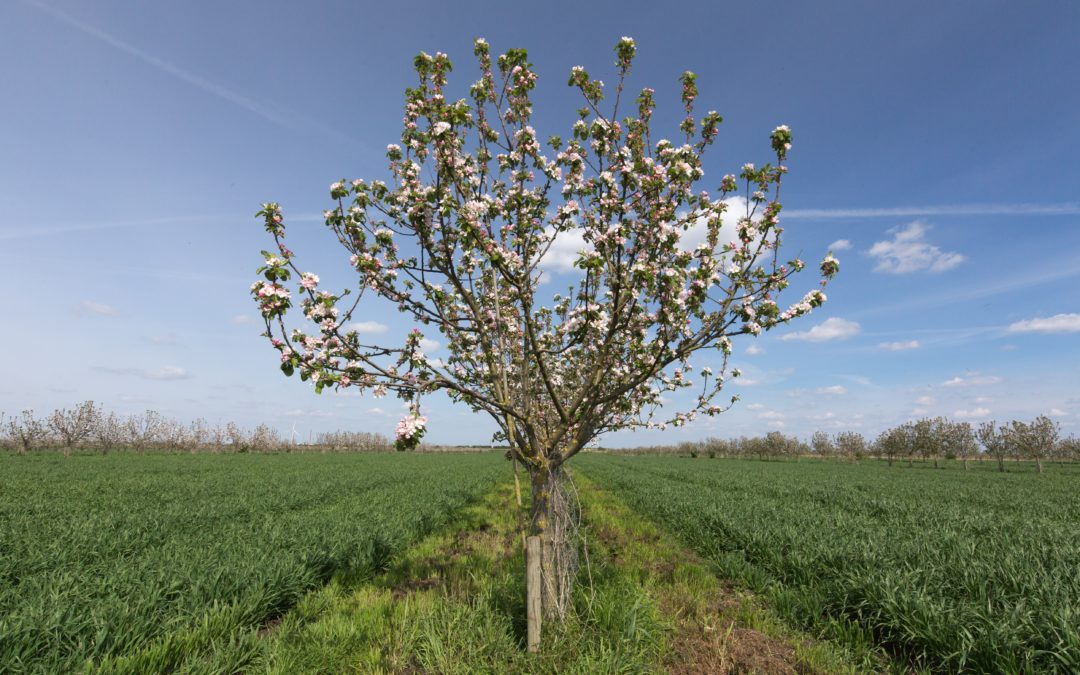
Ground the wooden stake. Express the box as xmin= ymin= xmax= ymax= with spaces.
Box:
xmin=526 ymin=535 xmax=542 ymax=652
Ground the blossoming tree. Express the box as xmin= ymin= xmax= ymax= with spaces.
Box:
xmin=252 ymin=37 xmax=837 ymax=641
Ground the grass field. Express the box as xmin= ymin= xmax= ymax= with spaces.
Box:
xmin=0 ymin=452 xmax=504 ymax=673
xmin=576 ymin=455 xmax=1080 ymax=672
xmin=4 ymin=451 xmax=1077 ymax=672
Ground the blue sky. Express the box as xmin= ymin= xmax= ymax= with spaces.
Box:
xmin=3 ymin=0 xmax=1079 ymax=446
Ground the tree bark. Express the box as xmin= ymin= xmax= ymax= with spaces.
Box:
xmin=1035 ymin=456 xmax=1043 ymax=474
xmin=997 ymin=456 xmax=1005 ymax=472
xmin=529 ymin=466 xmax=559 ymax=619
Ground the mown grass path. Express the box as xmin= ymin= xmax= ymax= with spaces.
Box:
xmin=249 ymin=474 xmax=859 ymax=674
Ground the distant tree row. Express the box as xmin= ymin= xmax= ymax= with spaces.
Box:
xmin=0 ymin=402 xmax=391 ymax=455
xmin=874 ymin=416 xmax=1070 ymax=473
xmin=614 ymin=415 xmax=1077 ymax=472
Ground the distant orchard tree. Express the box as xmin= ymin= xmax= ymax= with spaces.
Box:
xmin=251 ymin=37 xmax=836 ymax=641
xmin=47 ymin=401 xmax=99 ymax=457
xmin=875 ymin=424 xmax=909 ymax=467
xmin=7 ymin=410 xmax=47 ymax=455
xmin=976 ymin=421 xmax=1010 ymax=472
xmin=946 ymin=420 xmax=978 ymax=471
xmin=911 ymin=418 xmax=940 ymax=468
xmin=834 ymin=430 xmax=866 ymax=464
xmin=93 ymin=411 xmax=125 ymax=455
xmin=1059 ymin=435 xmax=1080 ymax=463
xmin=125 ymin=411 xmax=162 ymax=453
xmin=1009 ymin=415 xmax=1058 ymax=474
xmin=811 ymin=430 xmax=835 ymax=459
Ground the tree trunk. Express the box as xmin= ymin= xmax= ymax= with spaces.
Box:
xmin=963 ymin=457 xmax=969 ymax=471
xmin=529 ymin=466 xmax=556 ymax=619
xmin=907 ymin=458 xmax=913 ymax=468
xmin=933 ymin=457 xmax=939 ymax=469
xmin=997 ymin=455 xmax=1005 ymax=472
xmin=887 ymin=456 xmax=893 ymax=467
xmin=1035 ymin=456 xmax=1043 ymax=474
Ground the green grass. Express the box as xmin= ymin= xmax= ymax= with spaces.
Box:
xmin=0 ymin=452 xmax=505 ymax=673
xmin=248 ymin=474 xmax=859 ymax=674
xmin=576 ymin=454 xmax=1080 ymax=673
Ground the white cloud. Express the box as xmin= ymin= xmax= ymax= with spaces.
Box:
xmin=1007 ymin=313 xmax=1080 ymax=334
xmin=758 ymin=410 xmax=784 ymax=420
xmin=815 ymin=385 xmax=847 ymax=395
xmin=681 ymin=196 xmax=750 ymax=250
xmin=879 ymin=340 xmax=920 ymax=351
xmin=96 ymin=365 xmax=191 ymax=381
xmin=868 ymin=222 xmax=964 ymax=274
xmin=941 ymin=374 xmax=1002 ymax=387
xmin=840 ymin=375 xmax=874 ymax=387
xmin=745 ymin=343 xmax=764 ymax=355
xmin=1049 ymin=408 xmax=1068 ymax=417
xmin=347 ymin=321 xmax=389 ymax=334
xmin=954 ymin=407 xmax=991 ymax=419
xmin=746 ymin=403 xmax=765 ymax=410
xmin=419 ymin=337 xmax=440 ymax=353
xmin=828 ymin=239 xmax=852 ymax=251
xmin=539 ymin=196 xmax=754 ymax=276
xmin=781 ymin=317 xmax=861 ymax=343
xmin=539 ymin=227 xmax=589 ymax=273
xmin=1000 ymin=344 xmax=1018 ymax=351
xmin=282 ymin=409 xmax=334 ymax=418
xmin=911 ymin=407 xmax=929 ymax=416
xmin=79 ymin=300 xmax=120 ymax=316
xmin=730 ymin=377 xmax=760 ymax=386
xmin=231 ymin=314 xmax=255 ymax=325
xmin=915 ymin=396 xmax=935 ymax=405
xmin=767 ymin=420 xmax=786 ymax=428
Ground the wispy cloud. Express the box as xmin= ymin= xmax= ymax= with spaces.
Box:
xmin=142 ymin=334 xmax=180 ymax=347
xmin=231 ymin=314 xmax=257 ymax=325
xmin=815 ymin=385 xmax=848 ymax=395
xmin=347 ymin=321 xmax=389 ymax=335
xmin=95 ymin=365 xmax=191 ymax=380
xmin=828 ymin=239 xmax=852 ymax=251
xmin=744 ymin=343 xmax=764 ymax=355
xmin=282 ymin=409 xmax=334 ymax=418
xmin=954 ymin=407 xmax=991 ymax=419
xmin=868 ymin=222 xmax=964 ymax=274
xmin=1 ymin=214 xmax=226 ymax=241
xmin=781 ymin=317 xmax=861 ymax=342
xmin=24 ymin=0 xmax=358 ymax=143
xmin=78 ymin=300 xmax=119 ymax=316
xmin=854 ymin=261 xmax=1080 ymax=318
xmin=879 ymin=340 xmax=921 ymax=351
xmin=941 ymin=374 xmax=1002 ymax=387
xmin=1007 ymin=313 xmax=1080 ymax=334
xmin=785 ymin=203 xmax=1080 ymax=219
